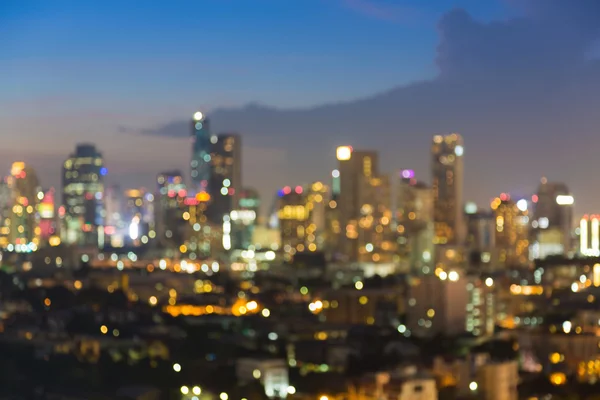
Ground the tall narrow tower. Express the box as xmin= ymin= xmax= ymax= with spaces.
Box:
xmin=190 ymin=111 xmax=212 ymax=194
xmin=431 ymin=133 xmax=464 ymax=246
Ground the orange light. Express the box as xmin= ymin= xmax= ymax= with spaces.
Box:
xmin=196 ymin=192 xmax=211 ymax=202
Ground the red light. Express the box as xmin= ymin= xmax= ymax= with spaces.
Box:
xmin=104 ymin=226 xmax=116 ymax=235
xmin=168 ymin=190 xmax=175 ymax=198
xmin=178 ymin=189 xmax=187 ymax=198
xmin=228 ymin=188 xmax=235 ymax=195
xmin=58 ymin=206 xmax=65 ymax=217
xmin=85 ymin=192 xmax=93 ymax=200
xmin=283 ymin=186 xmax=291 ymax=195
xmin=500 ymin=193 xmax=508 ymax=201
xmin=184 ymin=197 xmax=199 ymax=206
xmin=532 ymin=195 xmax=538 ymax=203
xmin=295 ymin=186 xmax=303 ymax=194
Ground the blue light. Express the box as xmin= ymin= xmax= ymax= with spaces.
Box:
xmin=277 ymin=190 xmax=284 ymax=197
xmin=100 ymin=167 xmax=108 ymax=176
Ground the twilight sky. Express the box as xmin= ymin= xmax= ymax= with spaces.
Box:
xmin=2 ymin=0 xmax=600 ymax=216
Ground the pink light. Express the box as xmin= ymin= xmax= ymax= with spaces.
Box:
xmin=500 ymin=193 xmax=508 ymax=201
xmin=532 ymin=194 xmax=538 ymax=203
xmin=283 ymin=186 xmax=291 ymax=195
xmin=178 ymin=189 xmax=187 ymax=198
xmin=228 ymin=188 xmax=235 ymax=195
xmin=295 ymin=186 xmax=303 ymax=194
xmin=168 ymin=190 xmax=175 ymax=198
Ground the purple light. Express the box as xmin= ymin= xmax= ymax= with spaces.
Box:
xmin=401 ymin=169 xmax=415 ymax=179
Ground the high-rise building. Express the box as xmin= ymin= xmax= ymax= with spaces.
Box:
xmin=155 ymin=171 xmax=187 ymax=249
xmin=7 ymin=162 xmax=42 ymax=252
xmin=396 ymin=169 xmax=434 ymax=274
xmin=304 ymin=181 xmax=328 ymax=252
xmin=0 ymin=179 xmax=13 ymax=249
xmin=491 ymin=194 xmax=529 ymax=268
xmin=336 ymin=146 xmax=394 ymax=263
xmin=62 ymin=144 xmax=105 ymax=246
xmin=432 ymin=134 xmax=464 ymax=246
xmin=190 ymin=111 xmax=212 ymax=194
xmin=123 ymin=188 xmax=153 ymax=245
xmin=580 ymin=214 xmax=600 ymax=256
xmin=278 ymin=186 xmax=307 ymax=260
xmin=230 ymin=188 xmax=260 ymax=250
xmin=207 ymin=133 xmax=242 ymax=225
xmin=38 ymin=188 xmax=56 ymax=241
xmin=531 ymin=179 xmax=573 ymax=258
xmin=465 ymin=204 xmax=495 ymax=269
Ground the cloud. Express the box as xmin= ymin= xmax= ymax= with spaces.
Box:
xmin=134 ymin=1 xmax=600 ymax=213
xmin=341 ymin=0 xmax=418 ymax=22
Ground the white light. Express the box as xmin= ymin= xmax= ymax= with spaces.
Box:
xmin=580 ymin=274 xmax=587 ymax=283
xmin=181 ymin=386 xmax=189 ymax=395
xmin=455 ymin=145 xmax=464 ymax=156
xmin=253 ymin=369 xmax=261 ymax=379
xmin=469 ymin=381 xmax=478 ymax=391
xmin=464 ymin=202 xmax=477 ymax=214
xmin=336 ymin=146 xmax=352 ymax=160
xmin=397 ymin=324 xmax=406 ymax=333
xmin=485 ymin=277 xmax=493 ymax=287
xmin=192 ymin=386 xmax=201 ymax=395
xmin=193 ymin=111 xmax=203 ymax=121
xmin=220 ymin=393 xmax=228 ymax=400
xmin=268 ymin=332 xmax=278 ymax=340
xmin=538 ymin=217 xmax=549 ymax=229
xmin=517 ymin=199 xmax=528 ymax=212
xmin=556 ymin=195 xmax=574 ymax=205
xmin=332 ymin=169 xmax=340 ymax=178
xmin=262 ymin=308 xmax=270 ymax=317
xmin=129 ymin=221 xmax=139 ymax=240
xmin=448 ymin=271 xmax=459 ymax=281
xmin=173 ymin=363 xmax=181 ymax=372
xmin=287 ymin=386 xmax=296 ymax=395
xmin=265 ymin=251 xmax=276 ymax=260
xmin=571 ymin=282 xmax=579 ymax=292
xmin=563 ymin=320 xmax=572 ymax=334
xmin=365 ymin=243 xmax=374 ymax=252
xmin=159 ymin=259 xmax=167 ymax=270
xmin=439 ymin=271 xmax=448 ymax=280
xmin=223 ymin=179 xmax=231 ymax=187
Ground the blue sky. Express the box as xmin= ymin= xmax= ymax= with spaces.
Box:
xmin=9 ymin=0 xmax=599 ymax=216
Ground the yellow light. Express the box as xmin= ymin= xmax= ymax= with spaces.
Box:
xmin=427 ymin=309 xmax=435 ymax=318
xmin=74 ymin=280 xmax=82 ymax=290
xmin=550 ymin=372 xmax=567 ymax=386
xmin=149 ymin=296 xmax=158 ymax=306
xmin=549 ymin=353 xmax=561 ymax=364
xmin=247 ymin=301 xmax=258 ymax=311
xmin=359 ymin=296 xmax=368 ymax=305
xmin=173 ymin=363 xmax=181 ymax=372
xmin=179 ymin=244 xmax=187 ymax=253
xmin=355 ymin=281 xmax=363 ymax=290
xmin=336 ymin=146 xmax=352 ymax=161
xmin=192 ymin=386 xmax=201 ymax=395
xmin=182 ymin=212 xmax=190 ymax=220
xmin=262 ymin=308 xmax=270 ymax=317
xmin=320 ymin=396 xmax=329 ymax=400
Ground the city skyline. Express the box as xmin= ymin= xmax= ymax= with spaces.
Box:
xmin=4 ymin=0 xmax=600 ymax=216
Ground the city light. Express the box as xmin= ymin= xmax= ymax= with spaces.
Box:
xmin=516 ymin=199 xmax=528 ymax=212
xmin=336 ymin=146 xmax=352 ymax=160
xmin=556 ymin=195 xmax=574 ymax=205
xmin=193 ymin=111 xmax=204 ymax=121
xmin=469 ymin=381 xmax=478 ymax=391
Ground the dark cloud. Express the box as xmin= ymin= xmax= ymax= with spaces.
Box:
xmin=137 ymin=1 xmax=600 ymax=213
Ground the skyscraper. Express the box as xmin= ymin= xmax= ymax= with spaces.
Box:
xmin=491 ymin=194 xmax=529 ymax=268
xmin=155 ymin=171 xmax=187 ymax=249
xmin=531 ymin=179 xmax=573 ymax=257
xmin=190 ymin=111 xmax=212 ymax=194
xmin=278 ymin=186 xmax=307 ymax=260
xmin=7 ymin=162 xmax=42 ymax=252
xmin=336 ymin=146 xmax=380 ymax=262
xmin=62 ymin=144 xmax=105 ymax=246
xmin=207 ymin=133 xmax=242 ymax=225
xmin=230 ymin=188 xmax=260 ymax=250
xmin=396 ymin=169 xmax=434 ymax=274
xmin=432 ymin=133 xmax=464 ymax=246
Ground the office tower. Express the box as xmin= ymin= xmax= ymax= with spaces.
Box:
xmin=38 ymin=188 xmax=56 ymax=241
xmin=0 ymin=179 xmax=13 ymax=249
xmin=123 ymin=189 xmax=153 ymax=245
xmin=278 ymin=186 xmax=307 ymax=260
xmin=325 ymin=170 xmax=342 ymax=260
xmin=104 ymin=185 xmax=124 ymax=246
xmin=7 ymin=162 xmax=42 ymax=252
xmin=230 ymin=188 xmax=260 ymax=250
xmin=336 ymin=146 xmax=394 ymax=263
xmin=396 ymin=169 xmax=434 ymax=274
xmin=207 ymin=133 xmax=242 ymax=225
xmin=432 ymin=134 xmax=464 ymax=245
xmin=62 ymin=144 xmax=105 ymax=246
xmin=580 ymin=215 xmax=600 ymax=256
xmin=491 ymin=194 xmax=529 ymax=268
xmin=155 ymin=171 xmax=187 ymax=249
xmin=466 ymin=277 xmax=496 ymax=337
xmin=304 ymin=181 xmax=328 ymax=252
xmin=184 ymin=194 xmax=219 ymax=258
xmin=531 ymin=179 xmax=573 ymax=258
xmin=464 ymin=203 xmax=495 ymax=269
xmin=190 ymin=111 xmax=212 ymax=194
